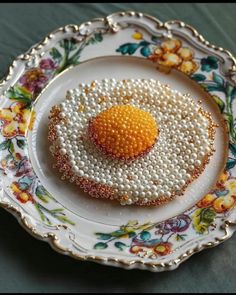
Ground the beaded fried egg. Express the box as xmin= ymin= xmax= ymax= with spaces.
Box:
xmin=48 ymin=78 xmax=217 ymax=206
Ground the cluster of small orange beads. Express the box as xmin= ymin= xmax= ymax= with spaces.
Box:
xmin=88 ymin=105 xmax=158 ymax=160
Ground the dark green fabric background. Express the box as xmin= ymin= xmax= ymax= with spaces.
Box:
xmin=0 ymin=3 xmax=236 ymax=293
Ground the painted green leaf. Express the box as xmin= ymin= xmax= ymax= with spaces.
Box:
xmin=68 ymin=39 xmax=76 ymax=51
xmin=224 ymin=113 xmax=234 ymax=128
xmin=225 ymin=82 xmax=234 ymax=97
xmin=7 ymin=86 xmax=32 ymax=104
xmin=93 ymin=242 xmax=108 ymax=250
xmin=212 ymin=95 xmax=225 ymax=113
xmin=50 ymin=208 xmax=64 ymax=212
xmin=193 ymin=208 xmax=216 ymax=234
xmin=139 ymin=41 xmax=151 ymax=47
xmin=86 ymin=33 xmax=103 ymax=45
xmin=212 ymin=72 xmax=224 ymax=87
xmin=140 ymin=231 xmax=151 ymax=241
xmin=126 ymin=220 xmax=138 ymax=227
xmin=229 ymin=142 xmax=236 ymax=157
xmin=15 ymin=86 xmax=32 ymax=99
xmin=200 ymin=65 xmax=211 ymax=72
xmin=5 ymin=154 xmax=13 ymax=161
xmin=59 ymin=40 xmax=65 ymax=49
xmin=223 ymin=113 xmax=235 ymax=141
xmin=116 ymin=43 xmax=140 ymax=55
xmin=191 ymin=74 xmax=206 ymax=82
xmin=7 ymin=87 xmax=15 ymax=98
xmin=59 ymin=39 xmax=76 ymax=52
xmin=36 ymin=185 xmax=50 ymax=203
xmin=16 ymin=139 xmax=26 ymax=149
xmin=36 ymin=185 xmax=47 ymax=195
xmin=56 ymin=215 xmax=75 ymax=225
xmin=36 ymin=192 xmax=49 ymax=203
xmin=128 ymin=231 xmax=136 ymax=238
xmin=34 ymin=203 xmax=46 ymax=222
xmin=9 ymin=141 xmax=14 ymax=153
xmin=95 ymin=233 xmax=112 ymax=240
xmin=226 ymin=158 xmax=236 ymax=170
xmin=86 ymin=38 xmax=95 ymax=45
xmin=114 ymin=241 xmax=127 ymax=251
xmin=0 ymin=140 xmax=10 ymax=150
xmin=176 ymin=234 xmax=187 ymax=241
xmin=200 ymin=208 xmax=216 ymax=224
xmin=231 ymin=87 xmax=236 ymax=100
xmin=206 ymin=56 xmax=218 ymax=63
xmin=94 ymin=33 xmax=103 ymax=42
xmin=50 ymin=48 xmax=62 ymax=63
xmin=201 ymin=56 xmax=218 ymax=72
xmin=11 ymin=96 xmax=32 ymax=105
xmin=140 ymin=46 xmax=151 ymax=57
xmin=204 ymin=85 xmax=224 ymax=92
xmin=111 ymin=229 xmax=127 ymax=237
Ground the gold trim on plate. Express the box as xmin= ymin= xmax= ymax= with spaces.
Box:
xmin=0 ymin=11 xmax=236 ymax=271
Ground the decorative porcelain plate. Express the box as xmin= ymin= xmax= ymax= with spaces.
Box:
xmin=1 ymin=11 xmax=236 ymax=272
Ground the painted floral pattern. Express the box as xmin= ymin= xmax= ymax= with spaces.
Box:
xmin=92 ymin=30 xmax=236 ymax=258
xmin=94 ymin=172 xmax=236 ymax=257
xmin=116 ymin=31 xmax=236 ymax=171
xmin=0 ymin=26 xmax=236 ymax=259
xmin=93 ymin=215 xmax=190 ymax=258
xmin=19 ymin=68 xmax=48 ymax=94
xmin=117 ymin=31 xmax=199 ymax=75
xmin=0 ymin=102 xmax=35 ymax=138
xmin=0 ymin=32 xmax=104 ymax=225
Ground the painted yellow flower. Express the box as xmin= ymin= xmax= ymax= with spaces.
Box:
xmin=10 ymin=181 xmax=33 ymax=203
xmin=161 ymin=39 xmax=181 ymax=53
xmin=0 ymin=103 xmax=35 ymax=138
xmin=218 ymin=170 xmax=228 ymax=184
xmin=159 ymin=52 xmax=182 ymax=67
xmin=177 ymin=47 xmax=194 ymax=61
xmin=197 ymin=194 xmax=216 ymax=208
xmin=132 ymin=31 xmax=143 ymax=40
xmin=213 ymin=195 xmax=236 ymax=213
xmin=1 ymin=152 xmax=21 ymax=172
xmin=130 ymin=242 xmax=172 ymax=257
xmin=148 ymin=38 xmax=198 ymax=75
xmin=177 ymin=60 xmax=198 ymax=75
xmin=213 ymin=177 xmax=236 ymax=213
xmin=130 ymin=245 xmax=156 ymax=258
xmin=29 ymin=110 xmax=36 ymax=130
xmin=154 ymin=47 xmax=163 ymax=57
xmin=197 ymin=171 xmax=236 ymax=213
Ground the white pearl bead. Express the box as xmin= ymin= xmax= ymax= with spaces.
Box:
xmin=59 ymin=148 xmax=67 ymax=155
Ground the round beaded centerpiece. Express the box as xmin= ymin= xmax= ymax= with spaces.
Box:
xmin=48 ymin=78 xmax=217 ymax=206
xmin=88 ymin=105 xmax=159 ymax=160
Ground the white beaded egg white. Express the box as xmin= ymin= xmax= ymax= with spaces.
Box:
xmin=49 ymin=78 xmax=216 ymax=206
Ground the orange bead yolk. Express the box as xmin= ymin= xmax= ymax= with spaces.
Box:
xmin=88 ymin=105 xmax=158 ymax=160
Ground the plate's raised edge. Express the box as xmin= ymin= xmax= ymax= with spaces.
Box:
xmin=1 ymin=11 xmax=236 ymax=89
xmin=1 ymin=198 xmax=236 ymax=272
xmin=0 ymin=10 xmax=236 ymax=272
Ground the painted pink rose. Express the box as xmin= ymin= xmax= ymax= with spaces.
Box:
xmin=39 ymin=58 xmax=57 ymax=70
xmin=19 ymin=68 xmax=48 ymax=93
